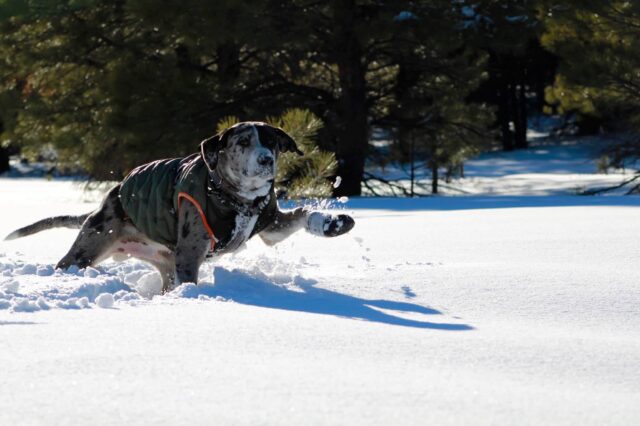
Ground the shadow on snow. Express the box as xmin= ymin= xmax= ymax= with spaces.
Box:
xmin=0 ymin=320 xmax=39 ymax=325
xmin=341 ymin=195 xmax=640 ymax=212
xmin=176 ymin=267 xmax=473 ymax=331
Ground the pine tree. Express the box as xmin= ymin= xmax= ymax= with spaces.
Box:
xmin=257 ymin=0 xmax=496 ymax=196
xmin=383 ymin=2 xmax=494 ymax=194
xmin=0 ymin=0 xmax=495 ymax=196
xmin=463 ymin=0 xmax=557 ymax=151
xmin=541 ymin=1 xmax=640 ymax=192
xmin=0 ymin=0 xmax=289 ymax=178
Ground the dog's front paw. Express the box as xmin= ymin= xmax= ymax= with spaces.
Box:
xmin=307 ymin=212 xmax=355 ymax=237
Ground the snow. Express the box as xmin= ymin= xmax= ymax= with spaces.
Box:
xmin=95 ymin=293 xmax=115 ymax=308
xmin=366 ymin=133 xmax=639 ymax=196
xmin=1 ymin=142 xmax=640 ymax=424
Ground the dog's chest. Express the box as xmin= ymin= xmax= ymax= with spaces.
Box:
xmin=216 ymin=212 xmax=259 ymax=253
xmin=206 ymin=191 xmax=275 ymax=254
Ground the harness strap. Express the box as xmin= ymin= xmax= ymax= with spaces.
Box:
xmin=177 ymin=192 xmax=216 ymax=252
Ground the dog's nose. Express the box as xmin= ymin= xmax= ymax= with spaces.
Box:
xmin=257 ymin=154 xmax=274 ymax=167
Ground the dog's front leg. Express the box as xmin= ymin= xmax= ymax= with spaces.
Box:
xmin=259 ymin=207 xmax=355 ymax=246
xmin=305 ymin=210 xmax=355 ymax=237
xmin=173 ymin=202 xmax=211 ymax=290
xmin=259 ymin=208 xmax=307 ymax=246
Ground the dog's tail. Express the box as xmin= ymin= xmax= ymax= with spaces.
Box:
xmin=4 ymin=214 xmax=91 ymax=241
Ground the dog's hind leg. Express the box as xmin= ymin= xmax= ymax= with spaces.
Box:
xmin=148 ymin=254 xmax=176 ymax=294
xmin=56 ymin=186 xmax=125 ymax=270
xmin=149 ymin=260 xmax=176 ymax=294
xmin=108 ymin=224 xmax=177 ymax=293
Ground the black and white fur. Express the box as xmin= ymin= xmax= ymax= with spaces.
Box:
xmin=5 ymin=122 xmax=355 ymax=292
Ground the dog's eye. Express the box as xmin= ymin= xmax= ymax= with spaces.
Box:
xmin=238 ymin=138 xmax=250 ymax=148
xmin=262 ymin=138 xmax=276 ymax=149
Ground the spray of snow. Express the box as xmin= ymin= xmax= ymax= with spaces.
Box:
xmin=333 ymin=176 xmax=342 ymax=189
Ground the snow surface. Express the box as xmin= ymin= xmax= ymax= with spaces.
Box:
xmin=1 ymin=143 xmax=640 ymax=424
xmin=366 ymin=135 xmax=639 ymax=196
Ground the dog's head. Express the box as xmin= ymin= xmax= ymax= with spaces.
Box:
xmin=200 ymin=122 xmax=303 ymax=199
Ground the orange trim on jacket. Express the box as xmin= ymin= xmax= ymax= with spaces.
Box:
xmin=177 ymin=192 xmax=216 ymax=252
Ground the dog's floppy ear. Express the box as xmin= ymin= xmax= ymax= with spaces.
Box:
xmin=272 ymin=127 xmax=304 ymax=156
xmin=200 ymin=132 xmax=226 ymax=173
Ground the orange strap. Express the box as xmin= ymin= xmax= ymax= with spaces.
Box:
xmin=177 ymin=192 xmax=216 ymax=252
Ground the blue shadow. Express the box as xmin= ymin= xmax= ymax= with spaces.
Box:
xmin=339 ymin=195 xmax=640 ymax=212
xmin=0 ymin=320 xmax=39 ymax=325
xmin=177 ymin=268 xmax=473 ymax=331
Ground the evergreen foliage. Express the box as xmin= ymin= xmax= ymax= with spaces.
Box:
xmin=464 ymin=0 xmax=557 ymax=151
xmin=4 ymin=1 xmax=637 ymax=195
xmin=541 ymin=1 xmax=640 ymax=182
xmin=0 ymin=0 xmax=497 ymax=195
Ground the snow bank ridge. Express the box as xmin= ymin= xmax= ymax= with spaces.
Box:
xmin=0 ymin=260 xmax=144 ymax=312
xmin=0 ymin=255 xmax=308 ymax=313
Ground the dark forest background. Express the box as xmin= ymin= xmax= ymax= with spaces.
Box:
xmin=0 ymin=0 xmax=638 ymax=196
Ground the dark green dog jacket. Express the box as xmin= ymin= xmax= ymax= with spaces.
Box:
xmin=119 ymin=154 xmax=277 ymax=252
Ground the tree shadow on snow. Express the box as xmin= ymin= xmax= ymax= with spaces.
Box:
xmin=0 ymin=320 xmax=39 ymax=325
xmin=343 ymin=195 xmax=640 ymax=212
xmin=177 ymin=267 xmax=473 ymax=331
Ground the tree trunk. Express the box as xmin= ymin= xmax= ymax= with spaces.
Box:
xmin=0 ymin=146 xmax=9 ymax=174
xmin=514 ymin=69 xmax=528 ymax=149
xmin=216 ymin=43 xmax=241 ymax=85
xmin=431 ymin=161 xmax=438 ymax=194
xmin=0 ymin=118 xmax=8 ymax=174
xmin=332 ymin=0 xmax=368 ymax=197
xmin=430 ymin=143 xmax=438 ymax=194
xmin=498 ymin=82 xmax=514 ymax=151
xmin=409 ymin=133 xmax=415 ymax=197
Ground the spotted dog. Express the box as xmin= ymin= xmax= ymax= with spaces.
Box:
xmin=5 ymin=122 xmax=355 ymax=292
